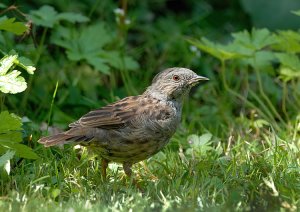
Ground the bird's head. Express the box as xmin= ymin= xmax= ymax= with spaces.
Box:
xmin=145 ymin=67 xmax=209 ymax=101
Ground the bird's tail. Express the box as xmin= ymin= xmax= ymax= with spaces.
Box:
xmin=38 ymin=129 xmax=92 ymax=147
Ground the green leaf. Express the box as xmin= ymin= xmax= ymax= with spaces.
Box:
xmin=242 ymin=50 xmax=275 ymax=68
xmin=1 ymin=142 xmax=38 ymax=159
xmin=51 ymin=188 xmax=61 ymax=199
xmin=0 ymin=150 xmax=15 ymax=168
xmin=29 ymin=5 xmax=89 ymax=28
xmin=0 ymin=111 xmax=23 ymax=150
xmin=187 ymin=37 xmax=247 ymax=61
xmin=100 ymin=51 xmax=140 ymax=71
xmin=0 ymin=54 xmax=35 ymax=93
xmin=187 ymin=133 xmax=213 ymax=147
xmin=57 ymin=13 xmax=89 ymax=23
xmin=17 ymin=57 xmax=36 ymax=74
xmin=0 ymin=70 xmax=27 ymax=94
xmin=279 ymin=67 xmax=300 ymax=80
xmin=52 ymin=24 xmax=139 ymax=74
xmin=0 ymin=3 xmax=7 ymax=9
xmin=253 ymin=119 xmax=270 ymax=128
xmin=187 ymin=133 xmax=214 ymax=157
xmin=0 ymin=17 xmax=27 ymax=35
xmin=29 ymin=5 xmax=58 ymax=28
xmin=7 ymin=143 xmax=38 ymax=159
xmin=275 ymin=53 xmax=300 ymax=70
xmin=232 ymin=28 xmax=278 ymax=51
xmin=0 ymin=111 xmax=38 ymax=159
xmin=291 ymin=10 xmax=300 ymax=16
xmin=274 ymin=30 xmax=300 ymax=53
xmin=0 ymin=132 xmax=22 ymax=143
xmin=87 ymin=57 xmax=110 ymax=74
xmin=0 ymin=111 xmax=22 ymax=132
xmin=0 ymin=55 xmax=17 ymax=75
xmin=276 ymin=53 xmax=300 ymax=81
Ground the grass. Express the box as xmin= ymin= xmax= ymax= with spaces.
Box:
xmin=1 ymin=115 xmax=299 ymax=211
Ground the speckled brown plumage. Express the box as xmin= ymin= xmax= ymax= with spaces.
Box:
xmin=38 ymin=67 xmax=208 ymax=181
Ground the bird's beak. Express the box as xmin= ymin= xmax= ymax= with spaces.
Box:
xmin=189 ymin=75 xmax=209 ymax=85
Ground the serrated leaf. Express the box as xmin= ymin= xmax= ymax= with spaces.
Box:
xmin=29 ymin=5 xmax=58 ymax=28
xmin=274 ymin=30 xmax=300 ymax=53
xmin=187 ymin=133 xmax=213 ymax=147
xmin=292 ymin=10 xmax=300 ymax=16
xmin=187 ymin=37 xmax=247 ymax=61
xmin=253 ymin=119 xmax=270 ymax=128
xmin=0 ymin=132 xmax=22 ymax=143
xmin=17 ymin=57 xmax=36 ymax=74
xmin=52 ymin=24 xmax=138 ymax=74
xmin=0 ymin=70 xmax=27 ymax=94
xmin=242 ymin=50 xmax=275 ymax=68
xmin=232 ymin=28 xmax=278 ymax=50
xmin=29 ymin=5 xmax=88 ymax=28
xmin=57 ymin=13 xmax=89 ymax=23
xmin=101 ymin=51 xmax=140 ymax=70
xmin=87 ymin=57 xmax=110 ymax=74
xmin=198 ymin=133 xmax=213 ymax=145
xmin=0 ymin=55 xmax=17 ymax=75
xmin=51 ymin=188 xmax=61 ymax=199
xmin=0 ymin=111 xmax=22 ymax=132
xmin=0 ymin=17 xmax=27 ymax=35
xmin=1 ymin=142 xmax=38 ymax=159
xmin=0 ymin=112 xmax=36 ymax=160
xmin=0 ymin=150 xmax=15 ymax=168
xmin=279 ymin=67 xmax=300 ymax=80
xmin=276 ymin=53 xmax=300 ymax=70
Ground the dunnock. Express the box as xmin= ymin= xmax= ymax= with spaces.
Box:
xmin=38 ymin=67 xmax=208 ymax=180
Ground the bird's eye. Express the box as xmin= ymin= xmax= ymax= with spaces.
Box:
xmin=172 ymin=75 xmax=180 ymax=81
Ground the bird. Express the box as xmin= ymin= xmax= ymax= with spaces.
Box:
xmin=38 ymin=67 xmax=209 ymax=182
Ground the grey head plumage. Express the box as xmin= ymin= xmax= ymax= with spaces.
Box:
xmin=144 ymin=67 xmax=209 ymax=101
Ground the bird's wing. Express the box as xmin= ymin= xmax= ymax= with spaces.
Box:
xmin=69 ymin=96 xmax=141 ymax=129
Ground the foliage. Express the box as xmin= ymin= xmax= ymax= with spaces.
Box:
xmin=0 ymin=111 xmax=38 ymax=159
xmin=0 ymin=13 xmax=37 ymax=168
xmin=29 ymin=5 xmax=89 ymax=28
xmin=51 ymin=23 xmax=139 ymax=74
xmin=0 ymin=54 xmax=35 ymax=93
xmin=0 ymin=17 xmax=27 ymax=35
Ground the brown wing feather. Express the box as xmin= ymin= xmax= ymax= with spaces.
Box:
xmin=69 ymin=96 xmax=140 ymax=129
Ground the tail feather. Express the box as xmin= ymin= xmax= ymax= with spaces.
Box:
xmin=38 ymin=134 xmax=93 ymax=147
xmin=38 ymin=133 xmax=74 ymax=147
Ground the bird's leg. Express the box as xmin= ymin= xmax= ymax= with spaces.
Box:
xmin=123 ymin=162 xmax=133 ymax=177
xmin=123 ymin=162 xmax=143 ymax=190
xmin=101 ymin=158 xmax=109 ymax=181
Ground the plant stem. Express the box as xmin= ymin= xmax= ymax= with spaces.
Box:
xmin=88 ymin=0 xmax=101 ymax=17
xmin=254 ymin=68 xmax=286 ymax=125
xmin=20 ymin=28 xmax=48 ymax=110
xmin=220 ymin=60 xmax=280 ymax=131
xmin=248 ymin=90 xmax=278 ymax=125
xmin=47 ymin=81 xmax=59 ymax=131
xmin=0 ymin=94 xmax=5 ymax=111
xmin=281 ymin=81 xmax=289 ymax=122
xmin=291 ymin=79 xmax=300 ymax=107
